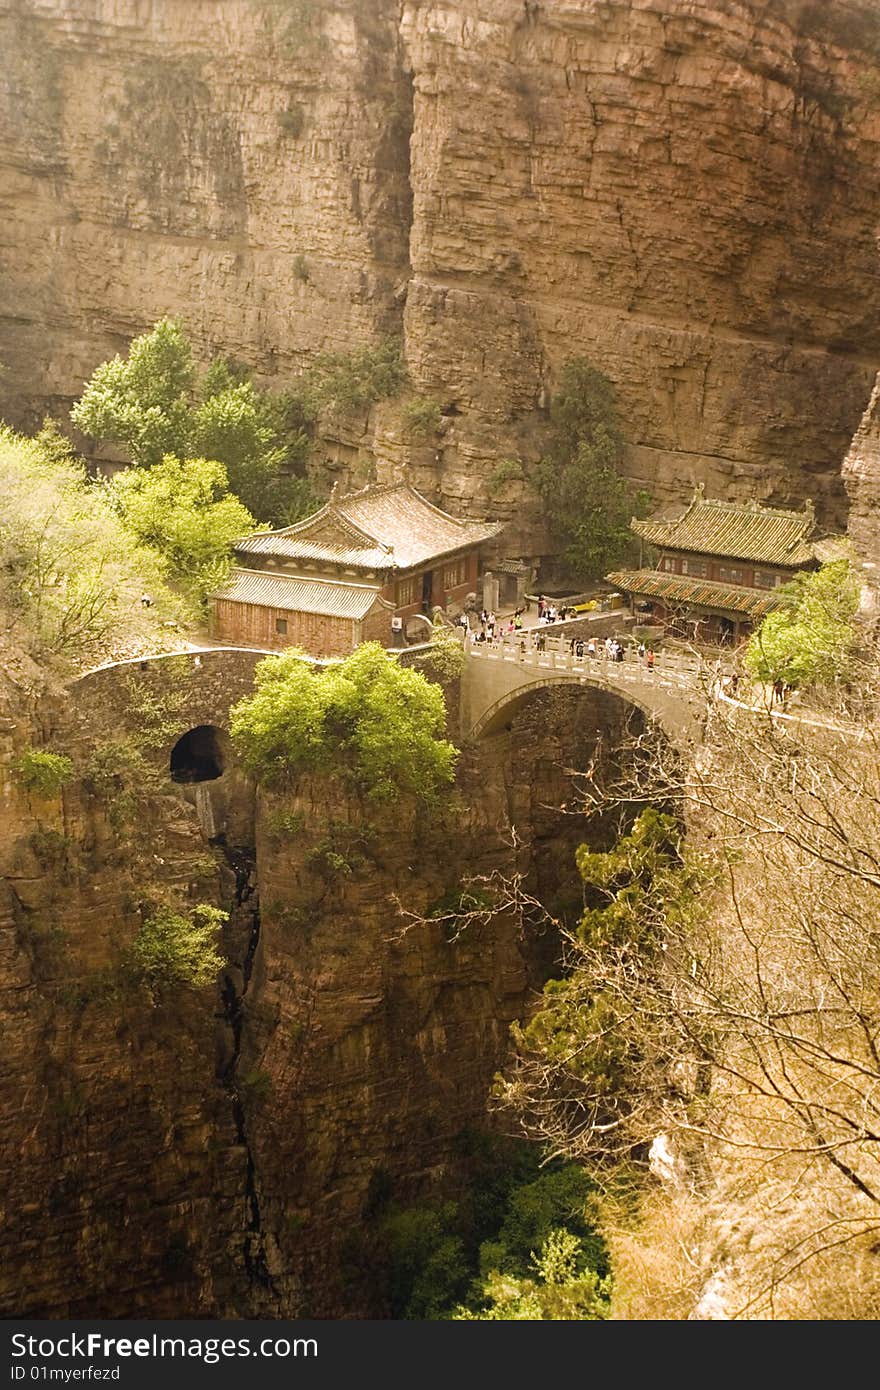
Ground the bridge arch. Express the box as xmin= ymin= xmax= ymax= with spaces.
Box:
xmin=170 ymin=724 xmax=229 ymax=784
xmin=471 ymin=675 xmax=663 ymax=741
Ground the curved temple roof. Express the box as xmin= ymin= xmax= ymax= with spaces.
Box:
xmin=211 ymin=569 xmax=393 ymax=620
xmin=607 ymin=569 xmax=786 ymax=619
xmin=632 ymin=493 xmax=817 ymax=567
xmin=235 ymin=482 xmax=503 ymax=572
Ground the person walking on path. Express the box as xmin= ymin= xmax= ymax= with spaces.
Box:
xmin=646 ymin=648 xmax=655 ymax=670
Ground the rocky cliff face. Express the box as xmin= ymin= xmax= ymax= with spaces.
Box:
xmin=2 ymin=0 xmax=879 ymax=540
xmin=843 ymin=371 xmax=880 ymax=570
xmin=0 ymin=651 xmax=638 ymax=1316
xmin=0 ymin=705 xmax=251 ymax=1316
xmin=240 ymin=684 xmax=636 ymax=1316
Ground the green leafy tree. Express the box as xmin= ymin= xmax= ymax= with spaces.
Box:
xmin=744 ymin=559 xmax=861 ymax=689
xmin=13 ymin=748 xmax=73 ymax=796
xmin=71 ymin=319 xmax=316 ymax=524
xmin=454 ymin=1229 xmax=610 ymax=1320
xmin=108 ymin=455 xmax=255 ymax=605
xmin=500 ymin=810 xmax=703 ymax=1165
xmin=533 ymin=358 xmax=649 ymax=581
xmin=362 ymin=1153 xmax=609 ymax=1320
xmin=0 ymin=425 xmax=176 ymax=661
xmin=71 ymin=317 xmax=195 ymax=468
xmin=191 ymin=361 xmax=316 ymax=522
xmin=126 ymin=903 xmax=226 ymax=991
xmin=415 ymin=621 xmax=466 ymax=681
xmin=476 ymin=1163 xmax=607 ymax=1282
xmin=380 ymin=1204 xmax=471 ymax=1319
xmin=230 ymin=643 xmax=457 ymax=801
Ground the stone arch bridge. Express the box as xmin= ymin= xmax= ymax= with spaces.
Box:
xmin=67 ymin=638 xmax=712 ymax=764
xmin=460 ymin=635 xmax=712 ymax=745
xmin=67 ymin=647 xmax=276 ymax=744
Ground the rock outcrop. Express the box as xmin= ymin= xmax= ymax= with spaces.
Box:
xmin=843 ymin=372 xmax=880 ymax=570
xmin=2 ymin=0 xmax=880 ymax=540
xmin=0 ymin=648 xmax=640 ymax=1315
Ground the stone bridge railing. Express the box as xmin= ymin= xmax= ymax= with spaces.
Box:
xmin=461 ymin=632 xmax=717 ymax=742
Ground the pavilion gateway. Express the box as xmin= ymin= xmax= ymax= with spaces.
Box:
xmin=210 ymin=481 xmax=503 ymax=657
xmin=607 ymin=489 xmax=827 ymax=643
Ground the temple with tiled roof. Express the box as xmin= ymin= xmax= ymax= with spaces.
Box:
xmin=607 ymin=489 xmax=825 ymax=643
xmin=210 ymin=482 xmax=503 ymax=657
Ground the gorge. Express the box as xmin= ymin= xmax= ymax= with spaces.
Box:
xmin=3 ymin=0 xmax=880 ymax=1322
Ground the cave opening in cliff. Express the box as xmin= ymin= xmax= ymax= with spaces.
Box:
xmin=170 ymin=725 xmax=226 ymax=783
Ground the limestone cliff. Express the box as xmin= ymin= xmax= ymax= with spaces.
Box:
xmin=0 ymin=644 xmax=637 ymax=1316
xmin=2 ymin=0 xmax=879 ymax=544
xmin=843 ymin=371 xmax=880 ymax=570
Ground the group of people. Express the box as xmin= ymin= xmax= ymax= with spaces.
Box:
xmin=536 ymin=595 xmax=574 ymax=624
xmin=467 ymin=617 xmax=657 ymax=668
xmin=557 ymin=635 xmax=654 ymax=666
xmin=467 ymin=608 xmax=526 ymax=642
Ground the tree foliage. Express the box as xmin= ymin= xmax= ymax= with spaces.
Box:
xmin=108 ymin=454 xmax=255 ymax=605
xmin=13 ymin=748 xmax=73 ymax=797
xmin=744 ymin=559 xmax=861 ymax=688
xmin=71 ymin=319 xmax=316 ymax=524
xmin=532 ymin=358 xmax=649 ymax=581
xmin=125 ymin=903 xmax=226 ymax=992
xmin=363 ymin=1150 xmax=609 ymax=1320
xmin=454 ymin=1228 xmax=610 ymax=1320
xmin=414 ymin=622 xmax=466 ymax=681
xmin=0 ymin=425 xmax=176 ymax=662
xmin=230 ymin=643 xmax=457 ymax=802
xmin=502 ymin=809 xmax=701 ymax=1163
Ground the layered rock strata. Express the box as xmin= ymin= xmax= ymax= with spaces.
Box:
xmin=2 ymin=0 xmax=880 ymax=540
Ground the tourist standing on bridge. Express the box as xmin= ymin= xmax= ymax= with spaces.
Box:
xmin=637 ymin=641 xmax=646 ymax=661
xmin=487 ymin=611 xmax=496 ymax=638
xmin=537 ymin=595 xmax=546 ymax=620
xmin=646 ymin=648 xmax=655 ymax=669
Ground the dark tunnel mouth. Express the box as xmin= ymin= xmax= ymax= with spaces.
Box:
xmin=170 ymin=725 xmax=226 ymax=784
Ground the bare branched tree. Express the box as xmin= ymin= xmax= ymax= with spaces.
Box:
xmin=402 ymin=642 xmax=880 ymax=1316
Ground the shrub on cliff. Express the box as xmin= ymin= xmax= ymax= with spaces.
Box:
xmin=230 ymin=642 xmax=457 ymax=802
xmin=126 ymin=903 xmax=226 ymax=992
xmin=13 ymin=748 xmax=73 ymax=797
xmin=306 ymin=337 xmax=407 ymax=417
xmin=533 ymin=359 xmax=649 ymax=581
